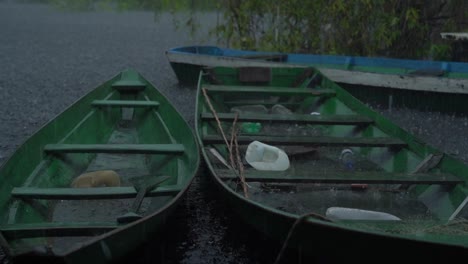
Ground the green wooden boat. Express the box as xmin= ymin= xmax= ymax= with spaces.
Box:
xmin=0 ymin=69 xmax=200 ymax=263
xmin=195 ymin=66 xmax=468 ymax=260
xmin=167 ymin=45 xmax=468 ymax=114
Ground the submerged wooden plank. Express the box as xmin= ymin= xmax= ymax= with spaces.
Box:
xmin=91 ymin=100 xmax=159 ymax=108
xmin=201 ymin=112 xmax=373 ymax=125
xmin=203 ymin=135 xmax=406 ymax=147
xmin=44 ymin=144 xmax=185 ymax=154
xmin=411 ymin=154 xmax=443 ymax=173
xmin=1 ymin=222 xmax=118 ymax=239
xmin=203 ymin=84 xmax=336 ymax=96
xmin=12 ymin=185 xmax=182 ymax=200
xmin=218 ymin=169 xmax=462 ymax=185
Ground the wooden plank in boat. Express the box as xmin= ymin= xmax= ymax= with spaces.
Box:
xmin=217 ymin=169 xmax=463 ymax=185
xmin=224 ymin=101 xmax=301 ymax=107
xmin=112 ymin=83 xmax=146 ymax=92
xmin=203 ymin=84 xmax=336 ymax=96
xmin=44 ymin=144 xmax=185 ymax=154
xmin=1 ymin=222 xmax=118 ymax=239
xmin=238 ymin=67 xmax=271 ymax=83
xmin=201 ymin=112 xmax=373 ymax=125
xmin=112 ymin=70 xmax=146 ymax=92
xmin=91 ymin=100 xmax=159 ymax=108
xmin=12 ymin=185 xmax=182 ymax=200
xmin=202 ymin=135 xmax=407 ymax=148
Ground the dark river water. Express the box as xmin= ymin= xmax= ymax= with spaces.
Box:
xmin=0 ymin=1 xmax=304 ymax=263
xmin=2 ymin=1 xmax=468 ymax=263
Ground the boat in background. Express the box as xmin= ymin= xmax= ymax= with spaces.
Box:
xmin=0 ymin=69 xmax=200 ymax=263
xmin=195 ymin=65 xmax=468 ymax=261
xmin=167 ymin=45 xmax=468 ymax=113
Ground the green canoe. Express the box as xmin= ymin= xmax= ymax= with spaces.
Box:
xmin=195 ymin=66 xmax=468 ymax=260
xmin=0 ymin=69 xmax=200 ymax=263
xmin=167 ymin=45 xmax=468 ymax=114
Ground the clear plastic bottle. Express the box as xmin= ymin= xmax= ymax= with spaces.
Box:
xmin=340 ymin=148 xmax=355 ymax=170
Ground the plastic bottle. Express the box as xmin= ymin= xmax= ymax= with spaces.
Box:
xmin=340 ymin=148 xmax=355 ymax=170
xmin=308 ymin=112 xmax=325 ymax=136
xmin=245 ymin=141 xmax=290 ymax=171
xmin=241 ymin=122 xmax=262 ymax=133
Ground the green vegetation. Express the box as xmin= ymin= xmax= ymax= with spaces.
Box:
xmin=24 ymin=0 xmax=467 ymax=59
xmin=214 ymin=0 xmax=467 ymax=60
xmin=33 ymin=0 xmax=213 ymax=12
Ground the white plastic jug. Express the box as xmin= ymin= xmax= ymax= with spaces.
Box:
xmin=245 ymin=141 xmax=290 ymax=171
xmin=325 ymin=207 xmax=401 ymax=221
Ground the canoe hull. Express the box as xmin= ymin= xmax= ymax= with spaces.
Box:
xmin=209 ymin=172 xmax=468 ymax=260
xmin=195 ymin=66 xmax=468 ymax=259
xmin=0 ymin=69 xmax=200 ymax=264
xmin=168 ymin=45 xmax=468 ymax=113
xmin=13 ymin=198 xmax=183 ymax=264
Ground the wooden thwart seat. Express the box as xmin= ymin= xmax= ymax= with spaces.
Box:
xmin=203 ymin=135 xmax=406 ymax=148
xmin=1 ymin=222 xmax=118 ymax=239
xmin=203 ymin=84 xmax=336 ymax=96
xmin=44 ymin=144 xmax=185 ymax=154
xmin=238 ymin=67 xmax=272 ymax=83
xmin=91 ymin=100 xmax=159 ymax=108
xmin=12 ymin=185 xmax=182 ymax=200
xmin=112 ymin=71 xmax=146 ymax=92
xmin=201 ymin=112 xmax=374 ymax=125
xmin=224 ymin=101 xmax=301 ymax=107
xmin=112 ymin=83 xmax=146 ymax=92
xmin=217 ymin=169 xmax=463 ymax=185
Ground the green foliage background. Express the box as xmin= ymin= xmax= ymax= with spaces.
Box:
xmin=214 ymin=0 xmax=467 ymax=60
xmin=28 ymin=0 xmax=468 ymax=60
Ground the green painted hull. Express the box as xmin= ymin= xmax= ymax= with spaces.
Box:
xmin=195 ymin=66 xmax=468 ymax=259
xmin=173 ymin=60 xmax=468 ymax=114
xmin=167 ymin=46 xmax=468 ymax=114
xmin=169 ymin=62 xmax=205 ymax=87
xmin=0 ymin=69 xmax=200 ymax=263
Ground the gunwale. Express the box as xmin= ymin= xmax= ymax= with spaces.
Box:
xmin=194 ymin=66 xmax=468 ymax=257
xmin=0 ymin=69 xmax=200 ymax=263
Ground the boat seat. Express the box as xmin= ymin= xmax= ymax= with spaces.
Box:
xmin=11 ymin=185 xmax=182 ymax=200
xmin=238 ymin=67 xmax=271 ymax=83
xmin=201 ymin=112 xmax=374 ymax=125
xmin=91 ymin=100 xmax=159 ymax=108
xmin=112 ymin=70 xmax=146 ymax=92
xmin=1 ymin=222 xmax=118 ymax=239
xmin=224 ymin=100 xmax=301 ymax=107
xmin=112 ymin=83 xmax=146 ymax=92
xmin=203 ymin=84 xmax=336 ymax=96
xmin=44 ymin=144 xmax=185 ymax=154
xmin=203 ymin=135 xmax=407 ymax=148
xmin=217 ymin=168 xmax=463 ymax=185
